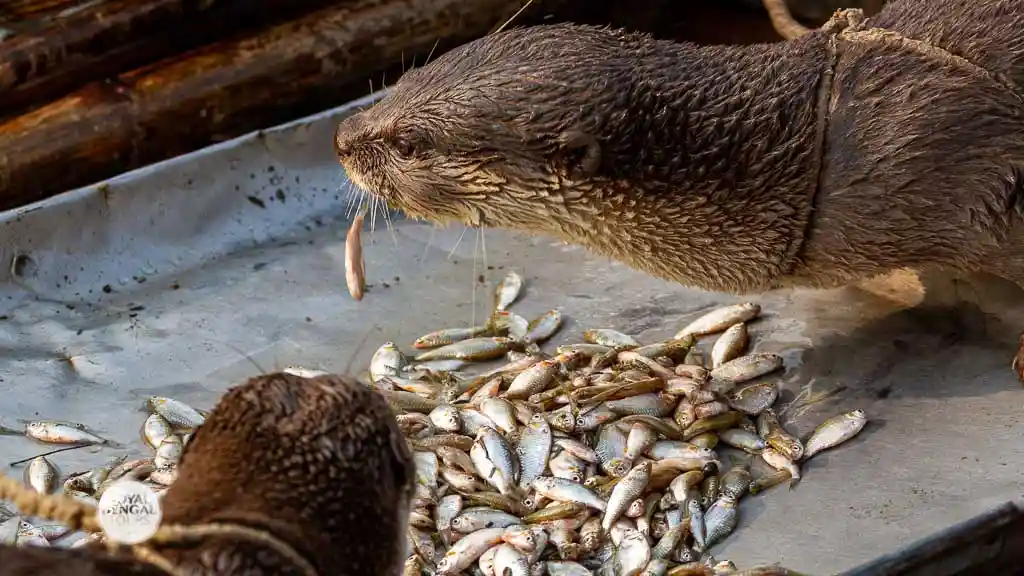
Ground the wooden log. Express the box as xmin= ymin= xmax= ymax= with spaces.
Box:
xmin=0 ymin=0 xmax=362 ymax=118
xmin=0 ymin=0 xmax=558 ymax=211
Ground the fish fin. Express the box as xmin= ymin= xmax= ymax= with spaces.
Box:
xmin=0 ymin=425 xmax=23 ymax=436
xmin=787 ymin=476 xmax=802 ymax=490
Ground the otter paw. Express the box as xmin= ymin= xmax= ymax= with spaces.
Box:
xmin=1013 ymin=336 xmax=1024 ymax=384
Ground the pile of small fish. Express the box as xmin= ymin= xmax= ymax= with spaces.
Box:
xmin=367 ymin=271 xmax=869 ymax=576
xmin=0 ymin=396 xmax=208 ymax=548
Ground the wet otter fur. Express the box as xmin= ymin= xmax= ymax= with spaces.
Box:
xmin=333 ymin=0 xmax=1024 ymax=379
xmin=0 ymin=372 xmax=414 ymax=575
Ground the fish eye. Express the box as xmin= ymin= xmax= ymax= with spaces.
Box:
xmin=575 ymin=417 xmax=586 ymax=426
xmin=571 ymin=474 xmax=582 ymax=482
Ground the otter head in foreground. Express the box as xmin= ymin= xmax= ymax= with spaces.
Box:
xmin=155 ymin=372 xmax=415 ymax=575
xmin=334 ymin=23 xmax=833 ymax=294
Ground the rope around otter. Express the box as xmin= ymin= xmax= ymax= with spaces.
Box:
xmin=0 ymin=473 xmax=319 ymax=576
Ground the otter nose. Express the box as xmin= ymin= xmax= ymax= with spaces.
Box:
xmin=334 ymin=116 xmax=364 ymax=159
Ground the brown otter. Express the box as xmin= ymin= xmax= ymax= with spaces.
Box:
xmin=333 ymin=0 xmax=1024 ymax=380
xmin=0 ymin=372 xmax=414 ymax=575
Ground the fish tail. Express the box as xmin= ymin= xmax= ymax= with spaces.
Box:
xmin=0 ymin=425 xmax=23 ymax=436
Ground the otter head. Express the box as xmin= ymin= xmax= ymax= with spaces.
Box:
xmin=333 ymin=24 xmax=651 ymax=235
xmin=159 ymin=372 xmax=414 ymax=575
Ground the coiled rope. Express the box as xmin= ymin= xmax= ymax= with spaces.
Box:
xmin=0 ymin=474 xmax=318 ymax=576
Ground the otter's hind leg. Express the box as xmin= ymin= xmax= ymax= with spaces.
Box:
xmin=978 ymin=229 xmax=1024 ymax=384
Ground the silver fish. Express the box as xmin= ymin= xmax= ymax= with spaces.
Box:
xmin=651 ymin=522 xmax=687 ymax=560
xmin=154 ymin=436 xmax=183 ymax=469
xmin=414 ymin=326 xmax=493 ymax=349
xmin=506 ymin=358 xmax=559 ymax=400
xmin=461 ymin=409 xmax=499 ymax=436
xmin=281 ymin=366 xmax=330 ymax=378
xmin=494 ymin=542 xmax=531 ymax=576
xmin=624 ymin=423 xmax=657 ymax=462
xmin=647 ymin=441 xmax=716 ymax=462
xmin=24 ymin=422 xmax=109 ymax=446
xmin=141 ymin=414 xmax=174 ymax=450
xmin=494 ymin=271 xmax=525 ymax=312
xmin=556 ymin=343 xmax=613 ymax=357
xmin=575 ymin=403 xmax=618 ymax=431
xmin=547 ymin=560 xmax=595 ymax=575
xmin=24 ymin=457 xmax=57 ymax=495
xmin=605 ymin=394 xmax=675 ymax=418
xmin=472 ymin=428 xmax=518 ymax=496
xmin=531 ymin=477 xmax=606 ymax=511
xmin=709 ymin=353 xmax=784 ymax=389
xmin=370 ymin=341 xmax=407 ymax=383
xmin=481 ymin=398 xmax=520 ymax=435
xmin=615 ymin=528 xmax=652 ymax=576
xmin=803 ymin=409 xmax=868 ymax=460
xmin=526 ymin=310 xmax=564 ymax=343
xmin=718 ymin=429 xmax=767 ymax=453
xmin=761 ymin=448 xmax=800 ymax=480
xmin=602 ymin=461 xmax=652 ymax=531
xmin=436 ymin=494 xmax=463 ymax=544
xmin=710 ymin=323 xmax=749 ymax=368
xmin=555 ymin=438 xmax=599 ymax=463
xmin=726 ymin=383 xmax=778 ymax=416
xmin=452 ymin=507 xmax=524 ymax=533
xmin=595 ymin=424 xmax=628 ymax=477
xmin=502 ymin=312 xmax=532 ymax=341
xmin=146 ymin=397 xmax=206 ymax=431
xmin=518 ymin=415 xmax=553 ymax=489
xmin=703 ymin=495 xmax=739 ymax=550
xmin=437 ymin=527 xmax=507 ymax=574
xmin=688 ymin=497 xmax=706 ymax=551
xmin=429 ymin=405 xmax=462 ymax=433
xmin=582 ymin=329 xmax=639 ymax=348
xmin=415 ymin=337 xmax=514 ymax=362
xmin=674 ymin=303 xmax=761 ymax=339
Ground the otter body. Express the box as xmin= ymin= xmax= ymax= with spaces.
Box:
xmin=334 ymin=0 xmax=1024 ymax=377
xmin=0 ymin=373 xmax=414 ymax=576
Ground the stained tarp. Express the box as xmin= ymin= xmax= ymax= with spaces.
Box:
xmin=0 ymin=92 xmax=1021 ymax=572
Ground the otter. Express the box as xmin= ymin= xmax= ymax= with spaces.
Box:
xmin=333 ymin=0 xmax=1024 ymax=380
xmin=0 ymin=372 xmax=414 ymax=575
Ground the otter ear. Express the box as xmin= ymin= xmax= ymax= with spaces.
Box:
xmin=556 ymin=130 xmax=601 ymax=178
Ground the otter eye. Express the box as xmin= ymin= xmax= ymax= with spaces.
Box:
xmin=393 ymin=137 xmax=419 ymax=158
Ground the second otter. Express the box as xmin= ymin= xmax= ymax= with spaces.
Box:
xmin=334 ymin=0 xmax=1024 ymax=380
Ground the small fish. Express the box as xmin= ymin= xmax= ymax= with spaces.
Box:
xmin=547 ymin=560 xmax=594 ymax=575
xmin=384 ymin=390 xmax=440 ymax=414
xmin=494 ymin=542 xmax=531 ymax=576
xmin=683 ymin=412 xmax=743 ymax=440
xmin=726 ymin=383 xmax=778 ymax=416
xmin=525 ymin=310 xmax=564 ymax=343
xmin=717 ymin=429 xmax=767 ymax=453
xmin=436 ymin=494 xmax=463 ymax=543
xmin=688 ymin=497 xmax=706 ymax=551
xmin=480 ymin=398 xmax=519 ymax=435
xmin=23 ymin=456 xmax=57 ymax=494
xmin=556 ymin=343 xmax=613 ymax=357
xmin=760 ymin=448 xmax=800 ymax=482
xmin=281 ymin=366 xmax=330 ymax=378
xmin=602 ymin=461 xmax=652 ymax=531
xmin=674 ymin=302 xmax=761 ymax=339
xmin=702 ymin=495 xmax=739 ymax=550
xmin=531 ymin=477 xmax=606 ymax=511
xmin=154 ymin=437 xmax=183 ymax=469
xmin=414 ymin=326 xmax=493 ymax=349
xmin=429 ymin=405 xmax=462 ymax=433
xmin=803 ymin=409 xmax=868 ymax=460
xmin=555 ymin=437 xmax=599 ymax=463
xmin=689 ymin=432 xmax=719 ymax=450
xmin=631 ymin=336 xmax=695 ymax=362
xmin=370 ymin=342 xmax=407 ymax=383
xmin=710 ymin=323 xmax=749 ymax=368
xmin=505 ymin=358 xmax=559 ymax=400
xmin=694 ymin=401 xmax=732 ymax=420
xmin=720 ymin=464 xmax=752 ymax=499
xmin=757 ymin=409 xmax=804 ymax=461
xmin=582 ymin=329 xmax=639 ymax=348
xmin=452 ymin=508 xmax=523 ymax=533
xmin=345 ymin=209 xmax=366 ymax=300
xmin=701 ymin=473 xmax=720 ymax=508
xmin=494 ymin=271 xmax=525 ymax=312
xmin=749 ymin=469 xmax=793 ymax=495
xmin=615 ymin=528 xmax=652 ymax=576
xmin=415 ymin=337 xmax=515 ymax=362
xmin=141 ymin=414 xmax=174 ymax=450
xmin=471 ymin=428 xmax=519 ymax=496
xmin=647 ymin=441 xmax=716 ymax=462
xmin=410 ymin=358 xmax=468 ymax=372
xmin=146 ymin=397 xmax=206 ymax=431
xmin=624 ymin=423 xmax=657 ymax=462
xmin=437 ymin=527 xmax=507 ymax=575
xmin=517 ymin=415 xmax=553 ymax=489
xmin=24 ymin=421 xmax=109 ymax=446
xmin=709 ymin=353 xmax=784 ymax=391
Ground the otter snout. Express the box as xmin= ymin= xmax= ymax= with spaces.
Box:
xmin=333 ymin=116 xmax=361 ymax=160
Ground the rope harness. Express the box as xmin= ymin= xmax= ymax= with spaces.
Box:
xmin=0 ymin=474 xmax=319 ymax=576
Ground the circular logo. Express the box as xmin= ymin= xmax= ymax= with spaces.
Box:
xmin=96 ymin=480 xmax=162 ymax=544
